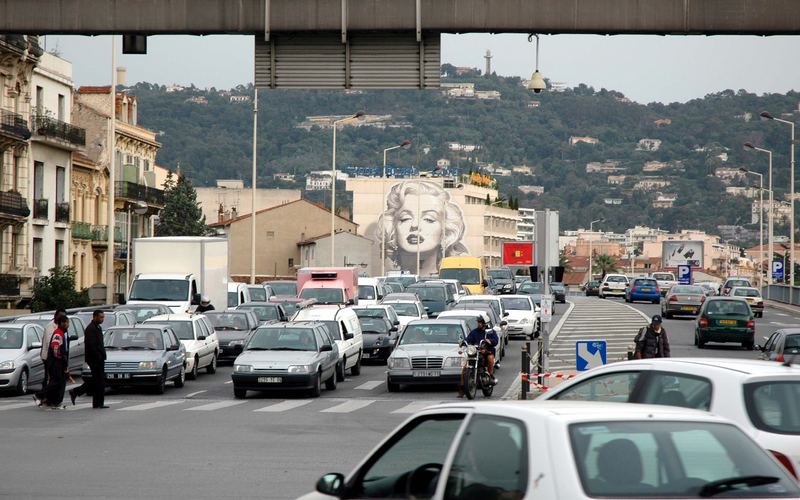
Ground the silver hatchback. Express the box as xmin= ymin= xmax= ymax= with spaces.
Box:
xmin=661 ymin=284 xmax=707 ymax=318
xmin=0 ymin=324 xmax=46 ymax=395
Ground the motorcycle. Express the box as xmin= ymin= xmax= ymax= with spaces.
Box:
xmin=462 ymin=339 xmax=494 ymax=400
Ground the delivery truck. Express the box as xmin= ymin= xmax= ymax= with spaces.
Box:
xmin=297 ymin=267 xmax=359 ymax=305
xmin=127 ymin=237 xmax=228 ymax=313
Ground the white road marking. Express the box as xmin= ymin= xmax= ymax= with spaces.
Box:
xmin=776 ymin=313 xmax=789 ymax=317
xmin=354 ymin=380 xmax=383 ymax=390
xmin=0 ymin=402 xmax=37 ymax=411
xmin=184 ymin=390 xmax=207 ymax=398
xmin=118 ymin=400 xmax=185 ymax=411
xmin=185 ymin=400 xmax=248 ymax=411
xmin=224 ymin=380 xmax=233 ymax=384
xmin=392 ymin=401 xmax=439 ymax=414
xmin=66 ymin=399 xmax=122 ymax=411
xmin=254 ymin=400 xmax=312 ymax=412
xmin=321 ymin=399 xmax=375 ymax=413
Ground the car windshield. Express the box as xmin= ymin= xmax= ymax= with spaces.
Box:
xmin=0 ymin=328 xmax=23 ymax=349
xmin=745 ymin=381 xmax=800 ymax=435
xmin=441 ymin=315 xmax=479 ymax=331
xmin=501 ymin=297 xmax=532 ymax=310
xmin=439 ymin=268 xmax=480 ymax=285
xmin=652 ymin=273 xmax=674 ymax=280
xmin=386 ymin=303 xmax=418 ymax=317
xmin=299 ymin=288 xmax=344 ymax=304
xmin=129 ymin=279 xmax=189 ymax=302
xmin=488 ymin=269 xmax=512 ymax=280
xmin=272 ymin=301 xmax=301 ymax=316
xmin=359 ymin=318 xmax=389 ymax=334
xmin=155 ymin=321 xmax=194 ymax=340
xmin=671 ymin=285 xmax=703 ymax=294
xmin=634 ymin=279 xmax=657 ymax=287
xmin=519 ymin=282 xmax=544 ymax=293
xmin=570 ymin=420 xmax=798 ymax=498
xmin=386 ymin=276 xmax=417 ymax=287
xmin=205 ymin=313 xmax=249 ymax=331
xmin=460 ymin=299 xmax=501 ymax=317
xmin=269 ymin=282 xmax=297 ymax=296
xmin=606 ymin=276 xmax=627 ymax=283
xmin=400 ymin=324 xmax=464 ymax=345
xmin=238 ymin=304 xmax=280 ymax=322
xmin=228 ymin=292 xmax=238 ymax=308
xmin=105 ymin=329 xmax=164 ymax=350
xmin=246 ymin=327 xmax=317 ymax=351
xmin=119 ymin=306 xmax=166 ymax=322
xmin=358 ymin=285 xmax=377 ymax=300
xmin=248 ymin=287 xmax=267 ymax=302
xmin=76 ymin=312 xmax=117 ymax=328
xmin=706 ymin=300 xmax=751 ymax=316
xmin=354 ymin=309 xmax=387 ymax=320
xmin=384 ymin=282 xmax=404 ymax=293
xmin=409 ymin=286 xmax=446 ymax=302
xmin=727 ymin=279 xmax=751 ymax=288
xmin=734 ymin=288 xmax=761 ymax=298
xmin=551 ymin=283 xmax=565 ymax=291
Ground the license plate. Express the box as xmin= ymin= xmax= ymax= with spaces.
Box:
xmin=681 ymin=306 xmax=696 ymax=311
xmin=362 ymin=352 xmax=371 ymax=359
xmin=258 ymin=377 xmax=282 ymax=383
xmin=106 ymin=373 xmax=130 ymax=379
xmin=641 ymin=288 xmax=651 ymax=292
xmin=412 ymin=370 xmax=441 ymax=377
xmin=719 ymin=320 xmax=737 ymax=325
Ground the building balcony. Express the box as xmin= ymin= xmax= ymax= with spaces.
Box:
xmin=0 ymin=274 xmax=20 ymax=297
xmin=0 ymin=191 xmax=30 ymax=224
xmin=31 ymin=114 xmax=86 ymax=149
xmin=0 ymin=109 xmax=31 ymax=148
xmin=90 ymin=225 xmax=123 ymax=246
xmin=33 ymin=198 xmax=48 ymax=220
xmin=72 ymin=221 xmax=92 ymax=240
xmin=55 ymin=202 xmax=70 ymax=223
xmin=115 ymin=181 xmax=165 ymax=207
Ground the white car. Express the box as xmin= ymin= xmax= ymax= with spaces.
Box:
xmin=731 ymin=286 xmax=765 ymax=317
xmin=144 ymin=313 xmax=219 ymax=379
xmin=380 ymin=299 xmax=426 ymax=329
xmin=357 ymin=277 xmax=388 ymax=306
xmin=302 ymin=401 xmax=800 ymax=500
xmin=292 ymin=306 xmax=363 ymax=380
xmin=454 ymin=295 xmax=509 ymax=339
xmin=651 ymin=271 xmax=677 ymax=296
xmin=498 ymin=295 xmax=540 ymax=338
xmin=599 ymin=273 xmax=629 ymax=298
xmin=539 ymin=358 xmax=800 ymax=479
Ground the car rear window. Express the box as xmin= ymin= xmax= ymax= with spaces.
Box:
xmin=734 ymin=288 xmax=761 ymax=297
xmin=671 ymin=285 xmax=703 ymax=294
xmin=606 ymin=276 xmax=627 ymax=283
xmin=358 ymin=285 xmax=377 ymax=300
xmin=727 ymin=279 xmax=751 ymax=287
xmin=634 ymin=279 xmax=657 ymax=287
xmin=501 ymin=297 xmax=531 ymax=310
xmin=706 ymin=301 xmax=751 ymax=316
xmin=745 ymin=381 xmax=800 ymax=435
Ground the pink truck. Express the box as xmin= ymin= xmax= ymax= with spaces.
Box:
xmin=297 ymin=267 xmax=359 ymax=305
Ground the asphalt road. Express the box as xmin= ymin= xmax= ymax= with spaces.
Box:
xmin=0 ymin=310 xmax=563 ymax=500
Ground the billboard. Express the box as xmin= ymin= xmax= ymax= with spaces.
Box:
xmin=503 ymin=242 xmax=534 ymax=266
xmin=662 ymin=241 xmax=704 ymax=269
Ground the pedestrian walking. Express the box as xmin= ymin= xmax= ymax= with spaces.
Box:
xmin=33 ymin=309 xmax=66 ymax=406
xmin=195 ymin=296 xmax=215 ymax=313
xmin=44 ymin=315 xmax=73 ymax=409
xmin=69 ymin=310 xmax=108 ymax=408
xmin=634 ymin=315 xmax=671 ymax=359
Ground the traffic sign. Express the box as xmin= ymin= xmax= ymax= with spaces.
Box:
xmin=576 ymin=340 xmax=607 ymax=371
xmin=773 ymin=260 xmax=785 ymax=281
xmin=677 ymin=265 xmax=692 ymax=285
xmin=539 ymin=297 xmax=553 ymax=323
xmin=502 ymin=241 xmax=534 ymax=266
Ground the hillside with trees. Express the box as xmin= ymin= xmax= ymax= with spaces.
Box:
xmin=126 ymin=66 xmax=800 ymax=244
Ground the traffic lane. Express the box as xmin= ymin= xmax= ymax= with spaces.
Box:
xmin=623 ymin=299 xmax=800 ymax=359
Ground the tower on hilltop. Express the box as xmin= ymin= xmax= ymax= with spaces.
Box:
xmin=484 ymin=49 xmax=493 ymax=76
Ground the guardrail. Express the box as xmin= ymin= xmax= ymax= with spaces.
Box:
xmin=763 ymin=284 xmax=800 ymax=306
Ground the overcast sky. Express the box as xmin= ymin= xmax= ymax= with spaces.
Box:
xmin=44 ymin=33 xmax=800 ymax=104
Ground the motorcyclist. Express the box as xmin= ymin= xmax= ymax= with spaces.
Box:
xmin=466 ymin=317 xmax=498 ymax=384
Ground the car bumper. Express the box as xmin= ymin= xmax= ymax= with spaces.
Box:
xmin=86 ymin=370 xmax=164 ymax=387
xmin=506 ymin=324 xmax=534 ymax=336
xmin=585 ymin=289 xmax=599 ymax=296
xmin=361 ymin=346 xmax=393 ymax=361
xmin=747 ymin=303 xmax=765 ymax=313
xmin=232 ymin=372 xmax=316 ymax=391
xmin=698 ymin=328 xmax=754 ymax=343
xmin=664 ymin=303 xmax=701 ymax=315
xmin=0 ymin=367 xmax=23 ymax=391
xmin=219 ymin=344 xmax=242 ymax=361
xmin=629 ymin=292 xmax=660 ymax=301
xmin=601 ymin=288 xmax=626 ymax=296
xmin=387 ymin=369 xmax=462 ymax=385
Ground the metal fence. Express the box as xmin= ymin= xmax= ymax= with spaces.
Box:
xmin=763 ymin=284 xmax=800 ymax=306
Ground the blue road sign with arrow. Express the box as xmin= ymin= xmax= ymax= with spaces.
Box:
xmin=576 ymin=341 xmax=607 ymax=371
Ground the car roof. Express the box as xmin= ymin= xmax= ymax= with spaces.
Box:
xmin=258 ymin=321 xmax=321 ymax=329
xmin=407 ymin=282 xmax=447 ymax=288
xmin=705 ymin=296 xmax=748 ymax=302
xmin=732 ymin=286 xmax=759 ymax=292
xmin=146 ymin=313 xmax=198 ymax=322
xmin=725 ymin=278 xmax=751 ymax=282
xmin=408 ymin=319 xmax=465 ymax=326
xmin=460 ymin=295 xmax=499 ymax=300
xmin=498 ymin=295 xmax=534 ymax=300
xmin=107 ymin=324 xmax=168 ymax=332
xmin=383 ymin=293 xmax=420 ymax=300
xmin=438 ymin=310 xmax=488 ymax=319
xmin=582 ymin=357 xmax=800 ymax=377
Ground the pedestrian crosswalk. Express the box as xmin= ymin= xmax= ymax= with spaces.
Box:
xmin=547 ymin=296 xmax=648 ymax=371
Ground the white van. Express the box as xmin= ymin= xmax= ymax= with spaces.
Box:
xmin=292 ymin=306 xmax=364 ymax=381
xmin=357 ymin=277 xmax=387 ymax=306
xmin=228 ymin=282 xmax=272 ymax=308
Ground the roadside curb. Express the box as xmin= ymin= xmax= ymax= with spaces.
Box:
xmin=501 ymin=300 xmax=576 ymax=400
xmin=764 ymin=300 xmax=800 ymax=315
xmin=622 ymin=302 xmax=653 ymax=323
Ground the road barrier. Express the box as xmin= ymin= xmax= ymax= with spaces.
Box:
xmin=764 ymin=284 xmax=800 ymax=307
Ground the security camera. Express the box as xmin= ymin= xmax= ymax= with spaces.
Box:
xmin=527 ymin=70 xmax=546 ymax=94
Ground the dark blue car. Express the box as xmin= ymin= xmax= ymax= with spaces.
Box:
xmin=625 ymin=277 xmax=661 ymax=304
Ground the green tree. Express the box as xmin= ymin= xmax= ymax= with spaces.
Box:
xmin=156 ymin=171 xmax=207 ymax=236
xmin=592 ymin=254 xmax=618 ymax=276
xmin=31 ymin=266 xmax=90 ymax=313
xmin=559 ymin=249 xmax=573 ymax=273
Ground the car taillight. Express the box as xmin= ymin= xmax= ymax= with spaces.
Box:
xmin=669 ymin=295 xmax=678 ymax=302
xmin=603 ymin=283 xmax=608 ymax=287
xmin=777 ymin=354 xmax=786 ymax=363
xmin=631 ymin=285 xmax=637 ymax=291
xmin=655 ymin=286 xmax=660 ymax=293
xmin=770 ymin=450 xmax=798 ymax=479
xmin=699 ymin=318 xmax=708 ymax=328
xmin=747 ymin=320 xmax=755 ymax=329
xmin=700 ymin=295 xmax=705 ymax=303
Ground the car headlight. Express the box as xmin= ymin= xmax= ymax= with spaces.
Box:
xmin=443 ymin=356 xmax=463 ymax=368
xmin=503 ymin=284 xmax=513 ymax=289
xmin=387 ymin=357 xmax=410 ymax=369
xmin=229 ymin=340 xmax=244 ymax=346
xmin=234 ymin=364 xmax=253 ymax=373
xmin=0 ymin=360 xmax=15 ymax=371
xmin=287 ymin=365 xmax=311 ymax=373
xmin=138 ymin=361 xmax=158 ymax=370
xmin=520 ymin=318 xmax=530 ymax=324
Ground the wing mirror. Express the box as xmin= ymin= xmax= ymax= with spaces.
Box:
xmin=316 ymin=472 xmax=345 ymax=496
xmin=192 ymin=293 xmax=202 ymax=306
xmin=343 ymin=332 xmax=354 ymax=340
xmin=167 ymin=344 xmax=180 ymax=351
xmin=390 ymin=326 xmax=398 ymax=333
xmin=197 ymin=336 xmax=206 ymax=341
xmin=500 ymin=321 xmax=508 ymax=327
xmin=233 ymin=344 xmax=244 ymax=355
xmin=393 ymin=320 xmax=400 ymax=326
xmin=320 ymin=344 xmax=333 ymax=352
xmin=503 ymin=311 xmax=510 ymax=317
xmin=30 ymin=341 xmax=42 ymax=349
xmin=69 ymin=334 xmax=79 ymax=341
xmin=424 ymin=306 xmax=430 ymax=312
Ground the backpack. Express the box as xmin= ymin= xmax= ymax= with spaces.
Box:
xmin=633 ymin=327 xmax=647 ymax=352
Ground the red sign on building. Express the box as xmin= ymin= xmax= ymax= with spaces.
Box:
xmin=503 ymin=242 xmax=535 ymax=266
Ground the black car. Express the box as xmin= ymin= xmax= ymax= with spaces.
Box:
xmin=550 ymin=282 xmax=567 ymax=303
xmin=204 ymin=310 xmax=261 ymax=362
xmin=357 ymin=316 xmax=398 ymax=362
xmin=517 ymin=281 xmax=544 ymax=295
xmin=405 ymin=282 xmax=455 ymax=318
xmin=488 ymin=268 xmax=516 ymax=294
xmin=235 ymin=303 xmax=288 ymax=323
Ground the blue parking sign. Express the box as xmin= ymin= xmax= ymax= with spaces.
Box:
xmin=773 ymin=260 xmax=785 ymax=281
xmin=677 ymin=265 xmax=692 ymax=285
xmin=576 ymin=341 xmax=607 ymax=371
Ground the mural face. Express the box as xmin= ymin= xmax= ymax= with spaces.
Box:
xmin=375 ymin=180 xmax=469 ymax=276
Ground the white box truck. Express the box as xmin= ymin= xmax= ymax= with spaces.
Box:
xmin=127 ymin=237 xmax=228 ymax=313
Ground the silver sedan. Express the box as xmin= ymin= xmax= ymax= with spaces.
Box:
xmin=661 ymin=285 xmax=706 ymax=318
xmin=0 ymin=324 xmax=46 ymax=395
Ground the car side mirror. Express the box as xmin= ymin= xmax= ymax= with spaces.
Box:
xmin=482 ymin=280 xmax=488 ymax=287
xmin=503 ymin=311 xmax=509 ymax=317
xmin=390 ymin=326 xmax=398 ymax=333
xmin=192 ymin=293 xmax=201 ymax=306
xmin=393 ymin=320 xmax=400 ymax=326
xmin=424 ymin=306 xmax=430 ymax=312
xmin=69 ymin=334 xmax=79 ymax=341
xmin=168 ymin=344 xmax=180 ymax=351
xmin=500 ymin=321 xmax=508 ymax=327
xmin=344 ymin=332 xmax=354 ymax=340
xmin=31 ymin=341 xmax=42 ymax=349
xmin=316 ymin=472 xmax=345 ymax=497
xmin=233 ymin=344 xmax=244 ymax=355
xmin=320 ymin=344 xmax=333 ymax=352
xmin=347 ymin=299 xmax=355 ymax=305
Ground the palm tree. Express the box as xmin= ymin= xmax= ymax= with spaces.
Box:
xmin=559 ymin=249 xmax=573 ymax=273
xmin=592 ymin=254 xmax=618 ymax=277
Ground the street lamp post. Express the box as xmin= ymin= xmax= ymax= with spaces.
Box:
xmin=745 ymin=143 xmax=774 ymax=289
xmin=741 ymin=168 xmax=764 ymax=289
xmin=125 ymin=201 xmax=148 ymax=296
xmin=761 ymin=112 xmax=795 ymax=286
xmin=588 ymin=218 xmax=604 ymax=283
xmin=380 ymin=140 xmax=411 ymax=275
xmin=330 ymin=111 xmax=365 ymax=266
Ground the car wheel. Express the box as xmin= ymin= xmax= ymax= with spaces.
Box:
xmin=155 ymin=368 xmax=167 ymax=394
xmin=652 ymin=300 xmax=659 ymax=304
xmin=336 ymin=358 xmax=346 ymax=382
xmin=664 ymin=311 xmax=672 ymax=319
xmin=233 ymin=387 xmax=247 ymax=399
xmin=310 ymin=372 xmax=322 ymax=398
xmin=599 ymin=294 xmax=605 ymax=299
xmin=206 ymin=352 xmax=217 ymax=374
xmin=743 ymin=340 xmax=755 ymax=350
xmin=350 ymin=352 xmax=362 ymax=376
xmin=697 ymin=333 xmax=706 ymax=349
xmin=15 ymin=368 xmax=28 ymax=396
xmin=325 ymin=369 xmax=337 ymax=390
xmin=387 ymin=377 xmax=400 ymax=392
xmin=188 ymin=356 xmax=199 ymax=380
xmin=174 ymin=364 xmax=186 ymax=388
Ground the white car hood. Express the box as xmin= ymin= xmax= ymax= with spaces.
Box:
xmin=506 ymin=310 xmax=534 ymax=322
xmin=392 ymin=343 xmax=460 ymax=358
xmin=234 ymin=350 xmax=318 ymax=369
xmin=0 ymin=348 xmax=25 ymax=363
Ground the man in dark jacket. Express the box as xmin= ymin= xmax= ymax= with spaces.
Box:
xmin=195 ymin=296 xmax=215 ymax=313
xmin=634 ymin=315 xmax=671 ymax=359
xmin=69 ymin=310 xmax=108 ymax=408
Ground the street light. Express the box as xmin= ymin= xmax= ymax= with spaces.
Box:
xmin=745 ymin=142 xmax=775 ymax=288
xmin=588 ymin=218 xmax=604 ymax=283
xmin=330 ymin=111 xmax=365 ymax=266
xmin=526 ymin=34 xmax=546 ymax=93
xmin=125 ymin=201 xmax=148 ymax=294
xmin=380 ymin=140 xmax=412 ymax=275
xmin=740 ymin=168 xmax=765 ymax=289
xmin=761 ymin=111 xmax=796 ymax=286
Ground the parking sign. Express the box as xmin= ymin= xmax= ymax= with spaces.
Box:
xmin=677 ymin=265 xmax=692 ymax=285
xmin=773 ymin=260 xmax=785 ymax=281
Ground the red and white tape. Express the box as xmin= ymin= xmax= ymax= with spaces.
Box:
xmin=519 ymin=372 xmax=576 ymax=380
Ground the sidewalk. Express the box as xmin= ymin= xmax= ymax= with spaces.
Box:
xmin=764 ymin=300 xmax=800 ymax=315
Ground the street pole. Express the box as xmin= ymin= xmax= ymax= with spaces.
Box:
xmin=382 ymin=149 xmax=388 ymax=276
xmin=768 ymin=150 xmax=774 ymax=291
xmin=759 ymin=177 xmax=764 ymax=289
xmin=125 ymin=205 xmax=131 ymax=294
xmin=250 ymin=87 xmax=258 ymax=284
xmin=106 ymin=36 xmax=117 ymax=304
xmin=416 ymin=179 xmax=421 ymax=275
xmin=588 ymin=218 xmax=603 ymax=283
xmin=330 ymin=122 xmax=337 ymax=266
